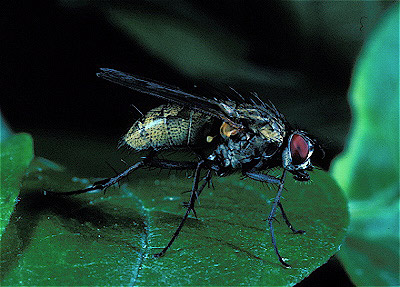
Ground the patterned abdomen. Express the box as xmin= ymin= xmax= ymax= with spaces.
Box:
xmin=122 ymin=104 xmax=214 ymax=151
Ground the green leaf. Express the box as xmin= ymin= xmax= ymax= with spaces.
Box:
xmin=0 ymin=133 xmax=34 ymax=240
xmin=331 ymin=4 xmax=399 ymax=286
xmin=1 ymin=154 xmax=348 ymax=286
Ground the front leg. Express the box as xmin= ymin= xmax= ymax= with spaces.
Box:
xmin=245 ymin=171 xmax=305 ymax=234
xmin=277 ymin=202 xmax=305 ymax=234
xmin=246 ymin=170 xmax=304 ymax=268
xmin=246 ymin=171 xmax=281 ymax=185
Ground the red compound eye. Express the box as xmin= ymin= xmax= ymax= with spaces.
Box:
xmin=290 ymin=134 xmax=309 ymax=165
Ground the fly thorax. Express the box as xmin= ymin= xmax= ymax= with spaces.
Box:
xmin=208 ymin=133 xmax=263 ymax=170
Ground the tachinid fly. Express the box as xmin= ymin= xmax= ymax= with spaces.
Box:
xmin=57 ymin=68 xmax=323 ymax=268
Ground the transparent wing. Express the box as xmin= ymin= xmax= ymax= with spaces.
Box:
xmin=97 ymin=68 xmax=244 ymax=128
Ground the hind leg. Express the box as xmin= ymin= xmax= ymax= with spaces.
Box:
xmin=45 ymin=156 xmax=199 ymax=196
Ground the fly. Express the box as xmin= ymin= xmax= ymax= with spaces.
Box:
xmin=55 ymin=68 xmax=323 ymax=268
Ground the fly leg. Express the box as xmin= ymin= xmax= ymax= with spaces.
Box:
xmin=277 ymin=202 xmax=305 ymax=234
xmin=245 ymin=171 xmax=281 ymax=185
xmin=246 ymin=170 xmax=292 ymax=268
xmin=46 ymin=155 xmax=212 ymax=257
xmin=266 ymin=170 xmax=292 ymax=268
xmin=44 ymin=160 xmax=146 ymax=195
xmin=45 ymin=156 xmax=198 ymax=196
xmin=154 ymin=160 xmax=212 ymax=257
xmin=146 ymin=158 xmax=198 ymax=170
xmin=246 ymin=171 xmax=304 ymax=235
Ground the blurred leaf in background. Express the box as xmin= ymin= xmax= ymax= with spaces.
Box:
xmin=0 ymin=133 xmax=34 ymax=240
xmin=0 ymin=113 xmax=13 ymax=141
xmin=102 ymin=4 xmax=302 ymax=87
xmin=331 ymin=4 xmax=399 ymax=286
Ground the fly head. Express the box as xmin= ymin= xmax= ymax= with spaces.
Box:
xmin=282 ymin=131 xmax=319 ymax=181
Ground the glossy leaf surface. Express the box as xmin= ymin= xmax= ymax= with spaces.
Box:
xmin=2 ymin=154 xmax=348 ymax=286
